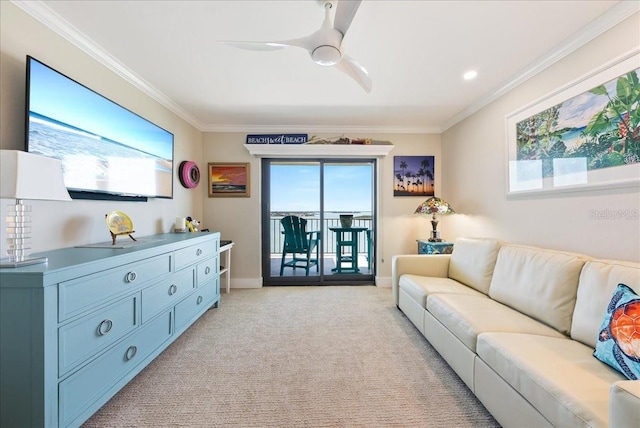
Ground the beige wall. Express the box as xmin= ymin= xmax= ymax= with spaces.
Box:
xmin=202 ymin=132 xmax=442 ymax=286
xmin=2 ymin=1 xmax=637 ymax=284
xmin=0 ymin=2 xmax=204 ymax=254
xmin=442 ymin=12 xmax=640 ymax=262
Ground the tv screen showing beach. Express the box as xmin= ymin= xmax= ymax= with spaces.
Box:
xmin=25 ymin=56 xmax=174 ymax=199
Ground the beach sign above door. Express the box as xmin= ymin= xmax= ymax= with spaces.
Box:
xmin=246 ymin=134 xmax=308 ymax=144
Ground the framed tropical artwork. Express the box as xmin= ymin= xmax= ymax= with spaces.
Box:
xmin=506 ymin=49 xmax=640 ymax=196
xmin=393 ymin=155 xmax=435 ymax=196
xmin=208 ymin=163 xmax=250 ymax=197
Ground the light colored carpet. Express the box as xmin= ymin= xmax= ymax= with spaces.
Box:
xmin=83 ymin=286 xmax=499 ymax=427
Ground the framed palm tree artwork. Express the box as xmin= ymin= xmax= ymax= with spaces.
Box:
xmin=393 ymin=155 xmax=435 ymax=196
xmin=506 ymin=49 xmax=639 ymax=196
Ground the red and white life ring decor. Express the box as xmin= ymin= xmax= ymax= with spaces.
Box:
xmin=178 ymin=161 xmax=200 ymax=188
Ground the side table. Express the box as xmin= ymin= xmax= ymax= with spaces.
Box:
xmin=220 ymin=240 xmax=234 ymax=292
xmin=329 ymin=227 xmax=368 ymax=273
xmin=417 ymin=239 xmax=454 ymax=255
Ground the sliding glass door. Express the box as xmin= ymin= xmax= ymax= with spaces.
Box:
xmin=261 ymin=158 xmax=376 ymax=285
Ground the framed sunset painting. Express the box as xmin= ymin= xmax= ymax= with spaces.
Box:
xmin=208 ymin=163 xmax=250 ymax=197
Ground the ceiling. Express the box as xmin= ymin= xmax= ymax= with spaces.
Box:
xmin=17 ymin=1 xmax=637 ymax=133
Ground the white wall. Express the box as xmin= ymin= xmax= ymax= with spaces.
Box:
xmin=0 ymin=2 xmax=204 ymax=254
xmin=202 ymin=132 xmax=442 ymax=286
xmin=442 ymin=12 xmax=640 ymax=262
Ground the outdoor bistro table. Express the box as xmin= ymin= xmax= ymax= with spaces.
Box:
xmin=329 ymin=227 xmax=368 ymax=273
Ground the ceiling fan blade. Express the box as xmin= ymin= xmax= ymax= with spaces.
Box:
xmin=222 ymin=41 xmax=288 ymax=51
xmin=336 ymin=55 xmax=372 ymax=93
xmin=222 ymin=36 xmax=315 ymax=52
xmin=333 ymin=0 xmax=362 ymax=39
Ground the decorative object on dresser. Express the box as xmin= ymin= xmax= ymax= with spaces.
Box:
xmin=0 ymin=150 xmax=71 ymax=267
xmin=414 ymin=196 xmax=456 ymax=242
xmin=0 ymin=232 xmax=221 ymax=427
xmin=174 ymin=216 xmax=187 ymax=232
xmin=105 ymin=211 xmax=136 ymax=245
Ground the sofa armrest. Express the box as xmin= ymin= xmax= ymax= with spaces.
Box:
xmin=391 ymin=254 xmax=451 ymax=305
xmin=610 ymin=380 xmax=640 ymax=428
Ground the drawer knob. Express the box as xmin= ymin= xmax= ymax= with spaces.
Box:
xmin=125 ymin=345 xmax=137 ymax=361
xmin=204 ymin=266 xmax=211 ymax=275
xmin=125 ymin=271 xmax=137 ymax=283
xmin=168 ymin=284 xmax=178 ymax=296
xmin=97 ymin=319 xmax=113 ymax=336
xmin=196 ymin=248 xmax=203 ymax=256
xmin=196 ymin=295 xmax=203 ymax=305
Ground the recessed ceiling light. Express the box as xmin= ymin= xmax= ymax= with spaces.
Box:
xmin=463 ymin=70 xmax=478 ymax=80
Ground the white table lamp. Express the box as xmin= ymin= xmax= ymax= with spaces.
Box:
xmin=0 ymin=150 xmax=71 ymax=267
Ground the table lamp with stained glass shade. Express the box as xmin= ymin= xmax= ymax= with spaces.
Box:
xmin=0 ymin=150 xmax=71 ymax=267
xmin=414 ymin=196 xmax=456 ymax=242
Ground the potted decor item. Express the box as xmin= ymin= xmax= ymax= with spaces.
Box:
xmin=339 ymin=214 xmax=354 ymax=228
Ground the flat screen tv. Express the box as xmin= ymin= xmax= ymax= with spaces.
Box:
xmin=25 ymin=56 xmax=174 ymax=201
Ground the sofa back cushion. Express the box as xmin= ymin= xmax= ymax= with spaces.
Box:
xmin=571 ymin=259 xmax=640 ymax=348
xmin=448 ymin=238 xmax=502 ymax=294
xmin=488 ymin=244 xmax=589 ymax=335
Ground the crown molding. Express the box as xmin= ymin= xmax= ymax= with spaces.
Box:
xmin=14 ymin=0 xmax=638 ymax=135
xmin=202 ymin=124 xmax=441 ymax=134
xmin=442 ymin=0 xmax=639 ymax=132
xmin=11 ymin=0 xmax=206 ymax=131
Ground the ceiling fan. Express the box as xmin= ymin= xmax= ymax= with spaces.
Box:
xmin=223 ymin=0 xmax=372 ymax=93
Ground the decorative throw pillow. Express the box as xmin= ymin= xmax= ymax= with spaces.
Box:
xmin=593 ymin=283 xmax=640 ymax=380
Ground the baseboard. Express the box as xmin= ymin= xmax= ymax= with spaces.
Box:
xmin=222 ymin=277 xmax=392 ymax=289
xmin=375 ymin=276 xmax=392 ymax=288
xmin=223 ymin=278 xmax=263 ymax=289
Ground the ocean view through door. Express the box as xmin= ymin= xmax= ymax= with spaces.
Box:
xmin=261 ymin=159 xmax=376 ymax=285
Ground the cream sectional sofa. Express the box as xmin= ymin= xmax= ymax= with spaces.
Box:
xmin=392 ymin=238 xmax=640 ymax=428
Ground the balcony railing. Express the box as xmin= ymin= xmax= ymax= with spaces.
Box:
xmin=269 ymin=215 xmax=372 ymax=255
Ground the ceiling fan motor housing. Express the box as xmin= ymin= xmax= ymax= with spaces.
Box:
xmin=312 ymin=45 xmax=342 ymax=66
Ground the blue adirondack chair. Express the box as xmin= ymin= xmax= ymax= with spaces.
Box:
xmin=280 ymin=215 xmax=320 ymax=276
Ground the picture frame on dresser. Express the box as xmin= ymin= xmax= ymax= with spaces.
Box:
xmin=506 ymin=49 xmax=640 ymax=197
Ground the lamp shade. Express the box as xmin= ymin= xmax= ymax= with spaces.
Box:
xmin=414 ymin=196 xmax=455 ymax=216
xmin=0 ymin=150 xmax=71 ymax=201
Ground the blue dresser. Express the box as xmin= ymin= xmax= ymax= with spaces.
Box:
xmin=417 ymin=239 xmax=454 ymax=255
xmin=0 ymin=232 xmax=220 ymax=427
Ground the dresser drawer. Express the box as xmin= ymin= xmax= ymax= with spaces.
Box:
xmin=174 ymin=241 xmax=217 ymax=271
xmin=174 ymin=279 xmax=217 ymax=331
xmin=58 ymin=310 xmax=172 ymax=427
xmin=196 ymin=256 xmax=219 ymax=287
xmin=59 ymin=254 xmax=171 ymax=321
xmin=141 ymin=268 xmax=195 ymax=323
xmin=58 ymin=294 xmax=139 ymax=376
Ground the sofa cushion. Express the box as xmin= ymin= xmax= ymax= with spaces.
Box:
xmin=609 ymin=380 xmax=640 ymax=428
xmin=398 ymin=274 xmax=484 ymax=308
xmin=571 ymin=259 xmax=640 ymax=348
xmin=593 ymin=284 xmax=640 ymax=380
xmin=477 ymin=332 xmax=626 ymax=428
xmin=448 ymin=237 xmax=501 ymax=294
xmin=489 ymin=244 xmax=589 ymax=335
xmin=426 ymin=294 xmax=565 ymax=352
